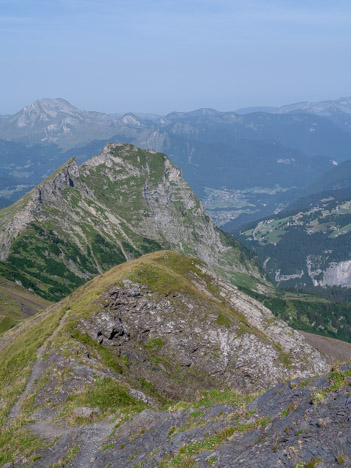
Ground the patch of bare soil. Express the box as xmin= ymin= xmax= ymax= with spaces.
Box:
xmin=299 ymin=330 xmax=351 ymax=364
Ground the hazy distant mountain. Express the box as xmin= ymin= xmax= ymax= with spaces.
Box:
xmin=3 ymin=97 xmax=351 ymax=229
xmin=302 ymin=159 xmax=351 ymax=196
xmin=154 ymin=106 xmax=351 ymax=161
xmin=275 ymin=97 xmax=351 ymax=133
xmin=276 ymin=96 xmax=351 ymax=116
xmin=111 ymin=112 xmax=162 ymax=121
xmin=234 ymin=106 xmax=277 ymax=114
xmin=0 ymin=98 xmax=121 ymax=148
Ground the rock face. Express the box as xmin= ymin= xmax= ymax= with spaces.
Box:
xmin=77 ymin=270 xmax=326 ymax=397
xmin=0 ymin=143 xmax=269 ymax=300
xmin=0 ymin=252 xmax=338 ymax=467
xmin=322 ymin=260 xmax=351 ymax=287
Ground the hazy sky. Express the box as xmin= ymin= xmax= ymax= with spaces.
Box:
xmin=1 ymin=0 xmax=351 ymax=114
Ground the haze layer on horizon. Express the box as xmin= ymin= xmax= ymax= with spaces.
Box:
xmin=1 ymin=0 xmax=351 ymax=115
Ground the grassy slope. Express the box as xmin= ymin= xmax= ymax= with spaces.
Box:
xmin=235 ymin=189 xmax=351 ymax=342
xmin=241 ymin=287 xmax=351 ymax=343
xmin=0 ymin=276 xmax=51 ymax=334
xmin=299 ymin=330 xmax=351 ymax=364
xmin=237 ymin=188 xmax=351 ymax=288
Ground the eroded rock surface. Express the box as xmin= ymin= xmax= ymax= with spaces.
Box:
xmin=77 ymin=271 xmax=327 ymax=398
xmin=19 ymin=365 xmax=351 ymax=468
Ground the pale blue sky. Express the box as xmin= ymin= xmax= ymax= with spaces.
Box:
xmin=1 ymin=0 xmax=351 ymax=114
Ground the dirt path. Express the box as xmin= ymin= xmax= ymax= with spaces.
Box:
xmin=8 ymin=309 xmax=70 ymax=420
xmin=6 ymin=304 xmax=117 ymax=467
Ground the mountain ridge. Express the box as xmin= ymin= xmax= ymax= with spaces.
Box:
xmin=0 ymin=250 xmax=334 ymax=467
xmin=0 ymin=143 xmax=269 ymax=301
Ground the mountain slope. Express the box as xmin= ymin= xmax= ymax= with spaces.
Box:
xmin=236 ymin=188 xmax=351 ymax=304
xmin=0 ymin=143 xmax=270 ymax=301
xmin=0 ymin=251 xmax=330 ymax=466
xmin=302 ymin=158 xmax=351 ymax=196
xmin=0 ymin=276 xmax=51 ymax=334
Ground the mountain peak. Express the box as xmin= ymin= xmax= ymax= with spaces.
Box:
xmin=0 ymin=143 xmax=270 ymax=300
xmin=0 ymin=98 xmax=120 ymax=148
xmin=19 ymin=98 xmax=79 ymax=120
xmin=120 ymin=113 xmax=146 ymax=128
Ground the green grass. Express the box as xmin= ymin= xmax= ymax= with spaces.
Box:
xmin=216 ymin=311 xmax=231 ymax=328
xmin=189 ymin=411 xmax=204 ymax=418
xmin=160 ymin=417 xmax=272 ymax=466
xmin=62 ymin=377 xmax=148 ymax=420
xmin=0 ymin=304 xmax=65 ymax=463
xmin=145 ymin=337 xmax=164 ymax=349
xmin=69 ymin=329 xmax=124 ymax=374
xmin=280 ymin=401 xmax=298 ymax=417
xmin=166 ymin=387 xmax=255 ymax=412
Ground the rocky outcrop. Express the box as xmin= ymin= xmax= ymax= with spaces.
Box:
xmin=10 ymin=365 xmax=351 ymax=467
xmin=65 ymin=251 xmax=328 ymax=397
xmin=77 ymin=276 xmax=326 ymax=398
xmin=321 ymin=261 xmax=351 ymax=288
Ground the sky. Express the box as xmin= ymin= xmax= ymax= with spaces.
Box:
xmin=1 ymin=0 xmax=351 ymax=115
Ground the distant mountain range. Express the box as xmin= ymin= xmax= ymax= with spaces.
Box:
xmin=275 ymin=97 xmax=351 ymax=134
xmin=3 ymin=96 xmax=351 ymax=228
xmin=235 ymin=96 xmax=351 ymax=134
xmin=0 ymin=98 xmax=121 ymax=148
